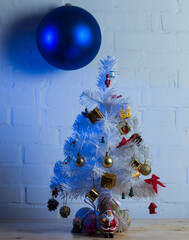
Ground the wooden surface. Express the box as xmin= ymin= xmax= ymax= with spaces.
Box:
xmin=0 ymin=219 xmax=189 ymax=240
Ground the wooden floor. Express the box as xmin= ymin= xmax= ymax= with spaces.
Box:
xmin=0 ymin=219 xmax=189 ymax=240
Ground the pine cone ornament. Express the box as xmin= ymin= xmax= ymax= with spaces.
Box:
xmin=60 ymin=206 xmax=71 ymax=218
xmin=47 ymin=198 xmax=59 ymax=211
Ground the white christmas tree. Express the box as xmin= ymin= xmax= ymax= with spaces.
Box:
xmin=48 ymin=56 xmax=165 ymax=234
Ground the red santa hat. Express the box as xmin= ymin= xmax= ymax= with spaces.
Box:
xmin=104 ymin=209 xmax=113 ymax=216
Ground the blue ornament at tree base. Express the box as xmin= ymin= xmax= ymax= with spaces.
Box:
xmin=37 ymin=5 xmax=101 ymax=70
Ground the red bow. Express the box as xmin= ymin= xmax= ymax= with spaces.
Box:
xmin=116 ymin=137 xmax=128 ymax=148
xmin=116 ymin=134 xmax=142 ymax=148
xmin=144 ymin=174 xmax=166 ymax=193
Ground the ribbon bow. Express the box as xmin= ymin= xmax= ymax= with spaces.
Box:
xmin=144 ymin=174 xmax=166 ymax=193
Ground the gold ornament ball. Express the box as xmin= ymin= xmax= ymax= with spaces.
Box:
xmin=74 ymin=152 xmax=85 ymax=167
xmin=102 ymin=152 xmax=113 ymax=168
xmin=140 ymin=160 xmax=151 ymax=176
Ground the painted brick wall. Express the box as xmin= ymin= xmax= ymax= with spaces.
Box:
xmin=0 ymin=0 xmax=189 ymax=220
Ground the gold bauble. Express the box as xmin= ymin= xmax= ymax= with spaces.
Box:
xmin=102 ymin=152 xmax=113 ymax=168
xmin=74 ymin=152 xmax=85 ymax=167
xmin=140 ymin=160 xmax=151 ymax=176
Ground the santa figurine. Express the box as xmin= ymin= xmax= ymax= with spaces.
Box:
xmin=101 ymin=209 xmax=117 ymax=238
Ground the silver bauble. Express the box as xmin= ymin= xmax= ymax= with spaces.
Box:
xmin=102 ymin=152 xmax=113 ymax=168
xmin=74 ymin=152 xmax=85 ymax=167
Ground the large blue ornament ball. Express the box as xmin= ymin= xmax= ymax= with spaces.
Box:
xmin=37 ymin=5 xmax=101 ymax=70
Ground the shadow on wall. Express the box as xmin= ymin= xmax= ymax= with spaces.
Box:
xmin=3 ymin=10 xmax=56 ymax=74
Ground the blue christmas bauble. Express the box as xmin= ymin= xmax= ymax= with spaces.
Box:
xmin=36 ymin=5 xmax=101 ymax=70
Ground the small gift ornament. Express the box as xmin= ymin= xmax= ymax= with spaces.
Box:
xmin=86 ymin=107 xmax=104 ymax=124
xmin=101 ymin=173 xmax=116 ymax=190
xmin=85 ymin=178 xmax=99 ymax=203
xmin=120 ymin=106 xmax=131 ymax=119
xmin=86 ymin=187 xmax=99 ymax=202
xmin=129 ymin=157 xmax=141 ymax=169
xmin=116 ymin=120 xmax=131 ymax=135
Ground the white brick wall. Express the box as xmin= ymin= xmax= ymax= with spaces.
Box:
xmin=0 ymin=0 xmax=189 ymax=220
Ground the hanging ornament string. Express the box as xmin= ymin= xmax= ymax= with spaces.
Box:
xmin=73 ymin=134 xmax=86 ymax=167
xmin=84 ymin=197 xmax=97 ymax=211
xmin=63 ymin=191 xmax=67 ymax=206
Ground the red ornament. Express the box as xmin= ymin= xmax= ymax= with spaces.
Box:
xmin=116 ymin=137 xmax=128 ymax=148
xmin=116 ymin=134 xmax=143 ymax=148
xmin=112 ymin=94 xmax=122 ymax=99
xmin=148 ymin=202 xmax=157 ymax=214
xmin=52 ymin=187 xmax=59 ymax=198
xmin=117 ymin=95 xmax=122 ymax=99
xmin=105 ymin=74 xmax=111 ymax=87
xmin=144 ymin=174 xmax=166 ymax=193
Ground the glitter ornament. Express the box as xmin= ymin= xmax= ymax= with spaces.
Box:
xmin=140 ymin=160 xmax=151 ymax=176
xmin=60 ymin=206 xmax=71 ymax=218
xmin=102 ymin=152 xmax=113 ymax=168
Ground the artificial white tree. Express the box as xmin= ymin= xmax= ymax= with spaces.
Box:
xmin=48 ymin=56 xmax=165 ymax=234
